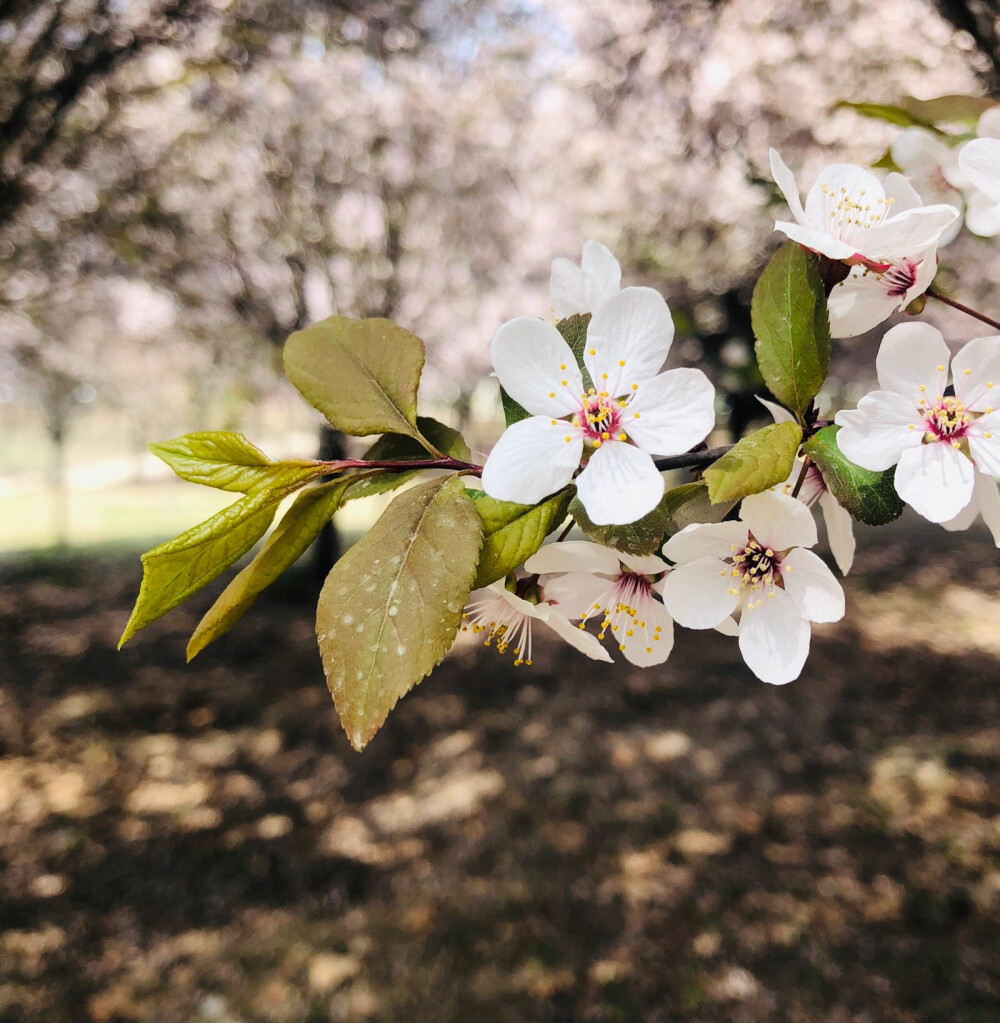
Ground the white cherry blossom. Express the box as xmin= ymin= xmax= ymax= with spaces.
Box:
xmin=524 ymin=540 xmax=674 ymax=666
xmin=834 ymin=323 xmax=1000 ymax=523
xmin=460 ymin=580 xmax=612 ymax=665
xmin=822 ymin=173 xmax=940 ymax=337
xmin=661 ymin=492 xmax=844 ymax=686
xmin=550 ymin=241 xmax=622 ymax=319
xmin=481 ymin=284 xmax=716 ymax=526
xmin=759 ymin=398 xmax=855 ymax=574
xmin=769 ymin=148 xmax=959 ymax=264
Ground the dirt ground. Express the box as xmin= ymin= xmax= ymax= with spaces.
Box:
xmin=2 ymin=515 xmax=1000 ymax=1023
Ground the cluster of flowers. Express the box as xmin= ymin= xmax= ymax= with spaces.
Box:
xmin=463 ymin=143 xmax=1000 ymax=686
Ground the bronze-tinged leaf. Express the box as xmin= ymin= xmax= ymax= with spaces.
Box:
xmin=283 ymin=315 xmax=427 ymax=444
xmin=317 ymin=475 xmax=483 ymax=751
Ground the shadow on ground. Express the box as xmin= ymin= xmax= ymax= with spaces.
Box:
xmin=2 ymin=515 xmax=1000 ymax=1022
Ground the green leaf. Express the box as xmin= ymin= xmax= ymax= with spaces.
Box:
xmin=556 ymin=313 xmax=595 ymax=391
xmin=835 ymin=100 xmax=940 ymax=132
xmin=704 ymin=422 xmax=802 ymax=504
xmin=899 ymin=94 xmax=994 ymax=127
xmin=283 ymin=315 xmax=426 ymax=444
xmin=660 ymin=481 xmax=736 ymax=537
xmin=803 ymin=425 xmax=904 ymax=526
xmin=470 ymin=488 xmax=572 ymax=588
xmin=187 ymin=478 xmax=353 ymax=659
xmin=149 ymin=432 xmax=321 ymax=493
xmin=119 ymin=467 xmax=320 ymax=647
xmin=343 ymin=417 xmax=473 ymax=504
xmin=752 ymin=242 xmax=831 ymax=416
xmin=569 ymin=487 xmax=672 ymax=557
xmin=316 ymin=475 xmax=483 ymax=751
xmin=500 ymin=386 xmax=531 ymax=427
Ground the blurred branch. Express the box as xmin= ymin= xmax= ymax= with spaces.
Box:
xmin=931 ymin=0 xmax=1000 ymax=89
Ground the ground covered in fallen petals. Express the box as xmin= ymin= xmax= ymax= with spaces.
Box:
xmin=2 ymin=516 xmax=1000 ymax=1023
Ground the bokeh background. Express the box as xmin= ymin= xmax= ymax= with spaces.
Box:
xmin=3 ymin=1 xmax=1000 ymax=1020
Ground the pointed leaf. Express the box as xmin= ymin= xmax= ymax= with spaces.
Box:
xmin=150 ymin=432 xmax=321 ymax=493
xmin=119 ymin=469 xmax=318 ymax=647
xmin=704 ymin=422 xmax=802 ymax=504
xmin=187 ymin=478 xmax=353 ymax=659
xmin=471 ymin=488 xmax=572 ymax=588
xmin=343 ymin=417 xmax=474 ymax=504
xmin=835 ymin=100 xmax=940 ymax=132
xmin=803 ymin=424 xmax=904 ymax=526
xmin=660 ymin=481 xmax=736 ymax=537
xmin=900 ymin=94 xmax=994 ymax=126
xmin=317 ymin=475 xmax=483 ymax=751
xmin=752 ymin=242 xmax=831 ymax=415
xmin=284 ymin=315 xmax=426 ymax=443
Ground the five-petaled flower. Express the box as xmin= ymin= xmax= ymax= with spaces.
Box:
xmin=769 ymin=148 xmax=959 ymax=265
xmin=660 ymin=492 xmax=845 ymax=685
xmin=481 ymin=270 xmax=716 ymax=526
xmin=834 ymin=323 xmax=1000 ymax=524
xmin=461 ymin=580 xmax=612 ymax=665
xmin=524 ymin=540 xmax=674 ymax=666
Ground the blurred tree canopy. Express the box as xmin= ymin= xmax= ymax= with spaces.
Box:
xmin=1 ymin=0 xmax=998 ymax=457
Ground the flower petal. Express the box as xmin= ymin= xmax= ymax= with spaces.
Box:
xmin=964 ymin=188 xmax=1000 ymax=237
xmin=549 ymin=241 xmax=622 ymax=319
xmin=540 ymin=571 xmax=614 ymax=620
xmin=769 ymin=149 xmax=806 ymax=224
xmin=618 ymin=552 xmax=670 ymax=575
xmin=819 ymin=491 xmax=856 ymax=575
xmin=894 ymin=442 xmax=975 ymax=522
xmin=740 ymin=491 xmax=818 ymax=551
xmin=491 ymin=316 xmax=583 ymax=416
xmin=625 ymin=368 xmax=716 ymax=455
xmin=875 ymin=322 xmax=950 ymax=399
xmin=616 ymin=592 xmax=674 ymax=667
xmin=757 ymin=396 xmax=796 ymax=424
xmin=974 ymin=471 xmax=1000 ymax=546
xmin=581 ymin=241 xmax=622 ymax=295
xmin=780 ymin=547 xmax=845 ymax=623
xmin=738 ymin=587 xmax=811 ymax=685
xmin=834 ymin=390 xmax=924 ymax=472
xmin=883 ymin=171 xmax=924 ymax=213
xmin=481 ymin=416 xmax=582 ymax=506
xmin=773 ymin=220 xmax=858 ymax=261
xmin=827 ymin=273 xmax=902 ymax=338
xmin=526 ymin=540 xmax=621 ymax=577
xmin=715 ymin=616 xmax=740 ymax=637
xmin=968 ymin=410 xmax=1000 ymax=476
xmin=541 ymin=607 xmax=614 ymax=662
xmin=661 ymin=521 xmax=749 ymax=565
xmin=959 ymin=138 xmax=1000 ymax=204
xmin=661 ymin=557 xmax=740 ymax=629
xmin=861 ymin=204 xmax=960 ymax=258
xmin=574 ymin=441 xmax=664 ymax=526
xmin=804 ymin=163 xmax=886 ymax=224
xmin=951 ymin=335 xmax=1000 ymax=410
xmin=584 ymin=287 xmax=674 ymax=390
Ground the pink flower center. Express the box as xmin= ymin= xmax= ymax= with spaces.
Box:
xmin=727 ymin=534 xmax=782 ymax=595
xmin=573 ymin=389 xmax=630 ymax=446
xmin=924 ymin=395 xmax=970 ymax=443
xmin=881 ymin=259 xmax=918 ymax=298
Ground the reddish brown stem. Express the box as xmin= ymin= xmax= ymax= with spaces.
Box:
xmin=926 ymin=289 xmax=1000 ymax=332
xmin=789 ymin=457 xmax=812 ymax=500
xmin=320 ymin=456 xmax=483 ymax=474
